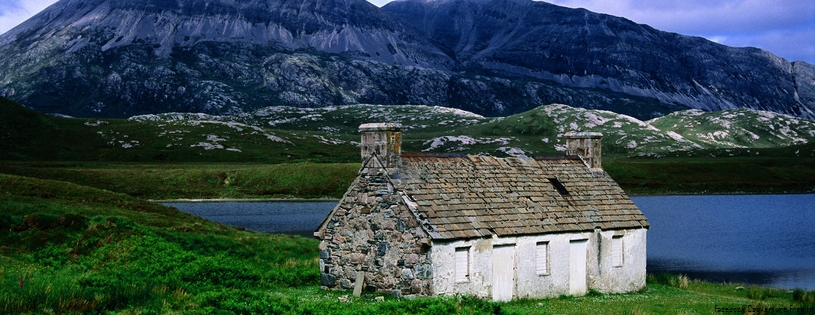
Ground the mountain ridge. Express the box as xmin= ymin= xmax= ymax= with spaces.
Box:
xmin=382 ymin=0 xmax=815 ymax=117
xmin=0 ymin=0 xmax=813 ymax=119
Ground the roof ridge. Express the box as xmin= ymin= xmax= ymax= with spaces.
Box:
xmin=402 ymin=152 xmax=470 ymax=158
xmin=533 ymin=155 xmax=582 ymax=161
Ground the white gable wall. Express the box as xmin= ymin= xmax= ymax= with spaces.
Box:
xmin=430 ymin=228 xmax=646 ymax=300
xmin=591 ymin=228 xmax=647 ymax=293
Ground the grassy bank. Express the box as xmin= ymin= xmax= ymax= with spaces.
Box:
xmin=0 ymin=162 xmax=359 ymax=200
xmin=0 ymin=173 xmax=320 ymax=313
xmin=605 ymin=156 xmax=815 ymax=195
xmin=2 ymin=173 xmax=814 ymax=314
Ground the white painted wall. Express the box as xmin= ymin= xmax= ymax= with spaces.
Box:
xmin=430 ymin=228 xmax=647 ymax=300
xmin=590 ymin=228 xmax=648 ymax=293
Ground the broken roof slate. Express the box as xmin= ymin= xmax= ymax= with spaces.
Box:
xmin=395 ymin=154 xmax=649 ymax=240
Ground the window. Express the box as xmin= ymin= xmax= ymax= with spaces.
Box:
xmin=536 ymin=242 xmax=549 ymax=275
xmin=611 ymin=236 xmax=623 ymax=267
xmin=455 ymin=247 xmax=470 ymax=282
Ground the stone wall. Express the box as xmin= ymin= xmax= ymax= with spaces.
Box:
xmin=317 ymin=158 xmax=434 ymax=296
xmin=565 ymin=132 xmax=603 ymax=170
xmin=359 ymin=123 xmax=402 ymax=170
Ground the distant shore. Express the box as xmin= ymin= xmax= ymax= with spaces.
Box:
xmin=152 ymin=198 xmax=341 ymax=203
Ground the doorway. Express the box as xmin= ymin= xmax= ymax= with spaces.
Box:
xmin=492 ymin=244 xmax=516 ymax=301
xmin=569 ymin=239 xmax=588 ymax=296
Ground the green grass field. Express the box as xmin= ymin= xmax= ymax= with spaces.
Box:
xmin=2 ymin=174 xmax=813 ymax=314
xmin=0 ymin=162 xmax=359 ymax=200
xmin=1 ymin=157 xmax=812 ymax=201
xmin=604 ymin=156 xmax=815 ymax=195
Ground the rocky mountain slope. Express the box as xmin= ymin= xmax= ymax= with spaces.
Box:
xmin=382 ymin=0 xmax=815 ymax=118
xmin=0 ymin=0 xmax=813 ymax=120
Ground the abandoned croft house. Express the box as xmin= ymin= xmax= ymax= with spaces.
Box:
xmin=314 ymin=123 xmax=649 ymax=301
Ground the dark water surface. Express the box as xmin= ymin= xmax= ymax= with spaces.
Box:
xmin=632 ymin=194 xmax=815 ymax=290
xmin=162 ymin=201 xmax=337 ymax=238
xmin=164 ymin=194 xmax=815 ymax=289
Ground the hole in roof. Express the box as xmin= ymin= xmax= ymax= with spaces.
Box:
xmin=548 ymin=178 xmax=570 ymax=196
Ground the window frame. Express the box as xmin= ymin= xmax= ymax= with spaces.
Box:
xmin=611 ymin=236 xmax=624 ymax=268
xmin=536 ymin=241 xmax=550 ymax=276
xmin=455 ymin=246 xmax=470 ymax=282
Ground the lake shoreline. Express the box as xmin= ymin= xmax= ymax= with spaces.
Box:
xmin=151 ymin=198 xmax=341 ymax=203
xmin=151 ymin=191 xmax=815 ymax=203
xmin=166 ymin=195 xmax=815 ymax=290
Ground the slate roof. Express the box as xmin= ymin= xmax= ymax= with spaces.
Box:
xmin=394 ymin=153 xmax=649 ymax=240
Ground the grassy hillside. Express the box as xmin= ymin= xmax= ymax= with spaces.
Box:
xmin=0 ymin=97 xmax=103 ymax=160
xmin=5 ymin=96 xmax=815 ymax=163
xmin=2 ymin=173 xmax=813 ymax=314
xmin=0 ymin=173 xmax=321 ymax=313
xmin=3 ymin=95 xmax=815 ymax=196
xmin=649 ymin=109 xmax=815 ymax=148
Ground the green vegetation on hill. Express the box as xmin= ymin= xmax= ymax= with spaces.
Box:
xmin=3 ymin=95 xmax=815 ymax=195
xmin=0 ymin=97 xmax=99 ymax=160
xmin=0 ymin=173 xmax=320 ymax=313
xmin=5 ymin=96 xmax=815 ymax=163
xmin=2 ymin=174 xmax=814 ymax=314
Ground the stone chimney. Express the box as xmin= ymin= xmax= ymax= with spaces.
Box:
xmin=359 ymin=123 xmax=402 ymax=169
xmin=565 ymin=132 xmax=603 ymax=171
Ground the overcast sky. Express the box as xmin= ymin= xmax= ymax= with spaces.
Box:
xmin=1 ymin=0 xmax=813 ymax=64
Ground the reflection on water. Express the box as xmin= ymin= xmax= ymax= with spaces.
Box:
xmin=162 ymin=201 xmax=337 ymax=238
xmin=633 ymin=194 xmax=815 ymax=290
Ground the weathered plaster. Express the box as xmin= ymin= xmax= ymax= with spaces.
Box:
xmin=431 ymin=228 xmax=646 ymax=300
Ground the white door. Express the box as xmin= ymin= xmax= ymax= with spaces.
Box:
xmin=569 ymin=239 xmax=588 ymax=296
xmin=492 ymin=244 xmax=516 ymax=302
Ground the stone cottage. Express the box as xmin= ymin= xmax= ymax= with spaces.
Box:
xmin=314 ymin=123 xmax=649 ymax=301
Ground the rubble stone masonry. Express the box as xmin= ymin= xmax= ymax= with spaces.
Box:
xmin=317 ymin=161 xmax=434 ymax=296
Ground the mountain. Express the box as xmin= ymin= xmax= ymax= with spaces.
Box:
xmin=381 ymin=0 xmax=815 ymax=118
xmin=0 ymin=0 xmax=460 ymax=117
xmin=0 ymin=0 xmax=813 ymax=120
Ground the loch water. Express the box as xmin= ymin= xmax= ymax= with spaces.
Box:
xmin=162 ymin=201 xmax=337 ymax=238
xmin=164 ymin=194 xmax=815 ymax=290
xmin=632 ymin=194 xmax=815 ymax=290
